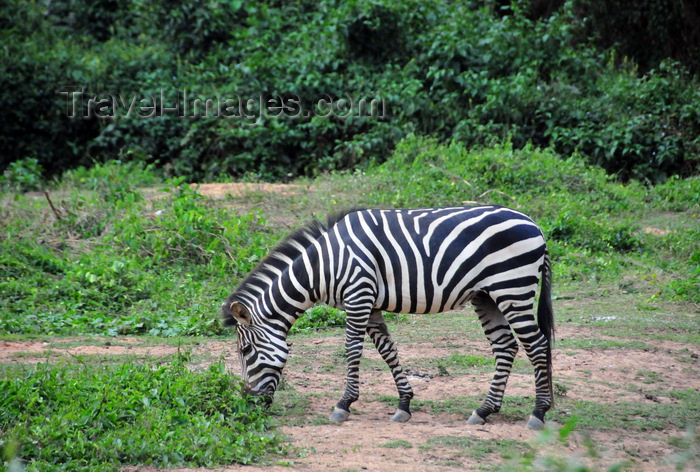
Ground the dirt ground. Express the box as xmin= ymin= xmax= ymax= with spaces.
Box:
xmin=2 ymin=322 xmax=697 ymax=472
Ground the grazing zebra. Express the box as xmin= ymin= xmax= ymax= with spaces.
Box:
xmin=222 ymin=206 xmax=554 ymax=429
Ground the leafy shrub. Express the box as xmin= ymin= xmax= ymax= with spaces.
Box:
xmin=571 ymin=0 xmax=700 ymax=74
xmin=0 ymin=237 xmax=154 ymax=334
xmin=0 ymin=357 xmax=284 ymax=470
xmin=547 ymin=60 xmax=700 ymax=182
xmin=2 ymin=0 xmax=698 ymax=182
xmin=109 ymin=178 xmax=271 ymax=272
xmin=292 ymin=305 xmax=347 ymax=333
xmin=59 ymin=157 xmax=160 ymax=199
xmin=351 ymin=134 xmax=639 ymax=213
xmin=649 ymin=175 xmax=700 ymax=211
xmin=543 ymin=211 xmax=642 ymax=253
xmin=140 ymin=0 xmax=249 ymax=58
xmin=0 ymin=158 xmax=44 ymax=192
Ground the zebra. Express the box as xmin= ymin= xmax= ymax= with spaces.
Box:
xmin=222 ymin=205 xmax=554 ymax=429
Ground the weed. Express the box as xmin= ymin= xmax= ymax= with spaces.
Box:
xmin=379 ymin=440 xmax=413 ymax=449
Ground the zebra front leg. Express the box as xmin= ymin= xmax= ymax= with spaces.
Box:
xmin=366 ymin=310 xmax=414 ymax=422
xmin=468 ymin=293 xmax=519 ymax=426
xmin=330 ymin=307 xmax=371 ymax=422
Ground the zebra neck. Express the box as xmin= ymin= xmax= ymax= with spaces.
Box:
xmin=252 ymin=243 xmax=327 ymax=332
xmin=239 ymin=230 xmax=346 ymax=333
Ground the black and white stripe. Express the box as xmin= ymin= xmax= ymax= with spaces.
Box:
xmin=222 ymin=205 xmax=554 ymax=428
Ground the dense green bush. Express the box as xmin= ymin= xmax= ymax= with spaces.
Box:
xmin=1 ymin=0 xmax=698 ymax=183
xmin=0 ymin=158 xmax=44 ymax=192
xmin=0 ymin=356 xmax=284 ymax=470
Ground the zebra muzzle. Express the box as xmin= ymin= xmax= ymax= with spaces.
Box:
xmin=243 ymin=385 xmax=274 ymax=406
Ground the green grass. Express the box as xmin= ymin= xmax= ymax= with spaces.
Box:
xmin=267 ymin=390 xmax=335 ymax=428
xmin=409 ymin=395 xmax=481 ymax=416
xmin=551 ymin=396 xmax=700 ymax=432
xmin=395 ymin=387 xmax=700 ymax=435
xmin=379 ymin=439 xmax=413 ymax=449
xmin=556 ymin=338 xmax=652 ymax=351
xmin=422 ymin=436 xmax=532 ymax=462
xmin=0 ymin=353 xmax=286 ymax=470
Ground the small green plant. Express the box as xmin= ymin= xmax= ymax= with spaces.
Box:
xmin=423 ymin=436 xmax=532 ymax=461
xmin=379 ymin=439 xmax=413 ymax=449
xmin=446 ymin=353 xmax=492 ymax=368
xmin=291 ymin=305 xmax=347 ymax=333
xmin=0 ymin=158 xmax=43 ymax=192
xmin=59 ymin=158 xmax=158 ymax=201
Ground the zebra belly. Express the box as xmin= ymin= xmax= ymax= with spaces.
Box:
xmin=375 ymin=289 xmax=476 ymax=315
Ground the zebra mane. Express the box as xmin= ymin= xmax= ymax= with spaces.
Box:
xmin=228 ymin=208 xmax=359 ymax=305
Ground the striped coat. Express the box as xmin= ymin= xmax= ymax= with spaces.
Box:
xmin=223 ymin=206 xmax=554 ymax=429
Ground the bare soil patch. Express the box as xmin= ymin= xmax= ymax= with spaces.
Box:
xmin=192 ymin=182 xmax=306 ymax=199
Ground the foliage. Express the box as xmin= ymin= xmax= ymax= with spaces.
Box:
xmin=1 ymin=0 xmax=698 ymax=183
xmin=0 ymin=355 xmax=284 ymax=470
xmin=109 ymin=178 xmax=270 ymax=272
xmin=0 ymin=158 xmax=44 ymax=192
xmin=0 ymin=161 xmax=274 ymax=337
xmin=291 ymin=305 xmax=347 ymax=334
xmin=59 ymin=157 xmax=160 ymax=199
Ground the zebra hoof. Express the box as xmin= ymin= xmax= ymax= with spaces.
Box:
xmin=329 ymin=407 xmax=351 ymax=422
xmin=390 ymin=409 xmax=411 ymax=422
xmin=466 ymin=411 xmax=486 ymax=425
xmin=526 ymin=415 xmax=545 ymax=430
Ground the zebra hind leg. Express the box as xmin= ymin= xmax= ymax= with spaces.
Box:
xmin=467 ymin=293 xmax=519 ymax=426
xmin=500 ymin=299 xmax=553 ymax=430
xmin=366 ymin=310 xmax=414 ymax=422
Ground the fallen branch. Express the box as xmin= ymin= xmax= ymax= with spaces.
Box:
xmin=43 ymin=190 xmax=62 ymax=221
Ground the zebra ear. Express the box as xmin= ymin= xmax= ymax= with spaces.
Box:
xmin=230 ymin=301 xmax=252 ymax=327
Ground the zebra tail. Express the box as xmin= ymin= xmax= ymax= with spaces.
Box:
xmin=537 ymin=250 xmax=555 ymax=401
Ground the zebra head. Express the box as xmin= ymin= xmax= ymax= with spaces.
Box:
xmin=222 ymin=301 xmax=289 ymax=402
